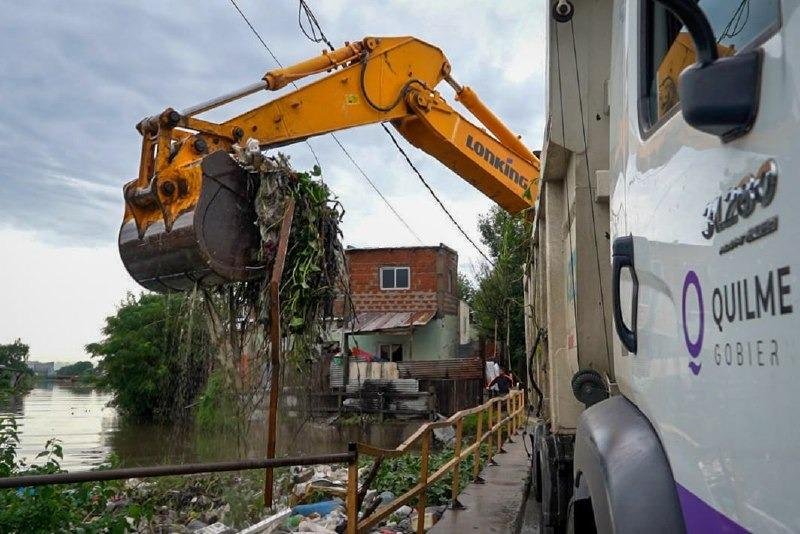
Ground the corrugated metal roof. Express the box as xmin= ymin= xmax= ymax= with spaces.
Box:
xmin=347 ymin=310 xmax=436 ymax=334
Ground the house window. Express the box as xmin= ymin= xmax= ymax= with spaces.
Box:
xmin=379 ymin=344 xmax=404 ymax=362
xmin=380 ymin=266 xmax=410 ymax=290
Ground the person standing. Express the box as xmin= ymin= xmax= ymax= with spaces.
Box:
xmin=487 ymin=364 xmax=515 ymax=395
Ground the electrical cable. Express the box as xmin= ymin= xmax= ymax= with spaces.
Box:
xmin=382 ymin=124 xmax=493 ymax=264
xmin=329 ymin=131 xmax=424 ymax=244
xmin=228 ymin=0 xmax=283 ymax=67
xmin=298 ymin=0 xmax=335 ymax=51
xmin=227 ymin=0 xmax=423 ymax=243
xmin=529 ymin=328 xmax=546 ymax=418
xmin=227 ymin=0 xmax=321 ymax=171
xmin=718 ymin=0 xmax=750 ymax=43
xmin=295 ymin=0 xmax=492 ymax=259
xmin=569 ymin=20 xmax=613 ymax=366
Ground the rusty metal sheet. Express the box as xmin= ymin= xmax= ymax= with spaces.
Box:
xmin=348 ymin=310 xmax=436 ymax=334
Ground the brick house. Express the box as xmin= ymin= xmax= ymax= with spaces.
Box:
xmin=343 ymin=244 xmax=461 ymax=361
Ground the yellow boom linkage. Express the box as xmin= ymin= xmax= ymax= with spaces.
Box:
xmin=120 ymin=36 xmax=540 ymax=292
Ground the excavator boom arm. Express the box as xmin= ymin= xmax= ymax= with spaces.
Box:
xmin=120 ymin=36 xmax=540 ymax=291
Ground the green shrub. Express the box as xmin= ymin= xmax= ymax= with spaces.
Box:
xmin=367 ymin=442 xmax=489 ymax=507
xmin=86 ymin=292 xmax=212 ymax=422
xmin=0 ymin=418 xmax=135 ymax=533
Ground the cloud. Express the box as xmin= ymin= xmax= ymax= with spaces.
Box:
xmin=0 ymin=0 xmax=546 ymax=359
xmin=0 ymin=227 xmax=140 ymax=361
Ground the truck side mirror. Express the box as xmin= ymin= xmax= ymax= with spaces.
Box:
xmin=654 ymin=0 xmax=763 ymax=142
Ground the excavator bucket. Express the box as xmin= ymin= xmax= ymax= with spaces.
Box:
xmin=119 ymin=151 xmax=264 ymax=293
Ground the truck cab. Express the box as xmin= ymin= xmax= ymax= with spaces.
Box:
xmin=530 ymin=1 xmax=796 ymax=532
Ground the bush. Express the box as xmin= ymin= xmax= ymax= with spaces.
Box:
xmin=367 ymin=442 xmax=489 ymax=507
xmin=0 ymin=418 xmax=133 ymax=533
xmin=86 ymin=292 xmax=212 ymax=422
xmin=0 ymin=339 xmax=34 ymax=396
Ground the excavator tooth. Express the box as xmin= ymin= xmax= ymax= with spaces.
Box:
xmin=118 ymin=151 xmax=265 ymax=293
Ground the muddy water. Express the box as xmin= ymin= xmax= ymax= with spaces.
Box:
xmin=0 ymin=382 xmax=420 ymax=471
xmin=0 ymin=382 xmax=116 ymax=470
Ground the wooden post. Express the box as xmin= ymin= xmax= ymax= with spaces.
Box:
xmin=505 ymin=396 xmax=515 ymax=442
xmin=450 ymin=418 xmax=464 ymax=509
xmin=472 ymin=407 xmax=484 ymax=483
xmin=510 ymin=394 xmax=516 ymax=434
xmin=264 ymin=199 xmax=295 ymax=507
xmin=417 ymin=429 xmax=431 ymax=533
xmin=346 ymin=443 xmax=359 ymax=534
xmin=506 ymin=395 xmax=512 ymax=435
xmin=487 ymin=403 xmax=498 ymax=466
xmin=496 ymin=399 xmax=504 ymax=453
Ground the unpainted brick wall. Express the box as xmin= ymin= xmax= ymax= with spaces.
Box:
xmin=344 ymin=246 xmax=459 ymax=315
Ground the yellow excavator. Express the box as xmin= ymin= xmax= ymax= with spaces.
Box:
xmin=119 ymin=36 xmax=540 ymax=291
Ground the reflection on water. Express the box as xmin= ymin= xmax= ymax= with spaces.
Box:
xmin=1 ymin=383 xmax=419 ymax=470
xmin=0 ymin=381 xmax=116 ymax=471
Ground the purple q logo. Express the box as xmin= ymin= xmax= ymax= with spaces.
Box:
xmin=682 ymin=270 xmax=704 ymax=376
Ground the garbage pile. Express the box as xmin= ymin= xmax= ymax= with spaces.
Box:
xmin=236 ymin=140 xmax=349 ymax=349
xmin=263 ymin=464 xmax=446 ymax=534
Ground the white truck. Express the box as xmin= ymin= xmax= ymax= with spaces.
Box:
xmin=527 ymin=0 xmax=793 ymax=532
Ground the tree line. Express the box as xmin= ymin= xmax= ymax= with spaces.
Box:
xmin=459 ymin=206 xmax=530 ymax=384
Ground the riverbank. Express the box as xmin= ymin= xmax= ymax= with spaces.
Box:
xmin=0 ymin=382 xmax=472 ymax=531
xmin=0 ymin=436 xmax=482 ymax=533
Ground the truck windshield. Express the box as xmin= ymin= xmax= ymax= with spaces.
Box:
xmin=641 ymin=0 xmax=781 ymax=130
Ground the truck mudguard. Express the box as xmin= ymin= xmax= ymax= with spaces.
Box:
xmin=573 ymin=395 xmax=685 ymax=533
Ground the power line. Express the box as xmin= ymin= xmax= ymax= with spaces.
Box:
xmin=330 ymin=132 xmax=424 ymax=243
xmin=382 ymin=125 xmax=492 ymax=264
xmin=228 ymin=0 xmax=283 ymax=68
xmin=227 ymin=0 xmax=423 ymax=243
xmin=296 ymin=0 xmax=491 ymax=261
xmin=298 ymin=0 xmax=335 ymax=51
xmin=227 ymin=0 xmax=321 ymax=170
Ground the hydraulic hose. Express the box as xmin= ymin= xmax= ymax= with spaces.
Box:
xmin=359 ymin=52 xmax=426 ymax=112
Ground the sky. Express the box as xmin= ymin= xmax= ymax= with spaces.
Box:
xmin=0 ymin=0 xmax=547 ymax=362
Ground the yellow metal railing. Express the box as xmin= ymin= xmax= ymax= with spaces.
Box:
xmin=345 ymin=389 xmax=526 ymax=533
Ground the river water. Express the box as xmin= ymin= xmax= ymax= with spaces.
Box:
xmin=0 ymin=382 xmax=115 ymax=470
xmin=0 ymin=382 xmax=418 ymax=471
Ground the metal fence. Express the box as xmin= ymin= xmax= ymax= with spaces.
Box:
xmin=0 ymin=453 xmax=356 ymax=490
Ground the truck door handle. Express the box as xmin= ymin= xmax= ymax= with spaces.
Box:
xmin=612 ymin=236 xmax=638 ymax=354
